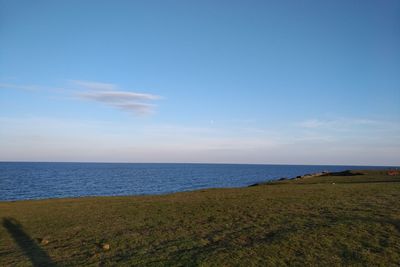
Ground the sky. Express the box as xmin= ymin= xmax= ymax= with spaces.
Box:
xmin=0 ymin=0 xmax=399 ymax=165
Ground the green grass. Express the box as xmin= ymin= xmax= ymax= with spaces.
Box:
xmin=1 ymin=170 xmax=400 ymax=266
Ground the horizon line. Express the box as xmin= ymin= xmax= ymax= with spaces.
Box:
xmin=0 ymin=160 xmax=398 ymax=168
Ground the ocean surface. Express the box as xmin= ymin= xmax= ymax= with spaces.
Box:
xmin=0 ymin=162 xmax=394 ymax=201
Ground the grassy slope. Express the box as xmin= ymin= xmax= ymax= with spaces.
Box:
xmin=1 ymin=170 xmax=399 ymax=266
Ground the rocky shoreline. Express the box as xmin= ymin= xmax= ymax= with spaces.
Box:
xmin=249 ymin=170 xmax=345 ymax=187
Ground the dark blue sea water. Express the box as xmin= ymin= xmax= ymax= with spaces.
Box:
xmin=0 ymin=162 xmax=394 ymax=201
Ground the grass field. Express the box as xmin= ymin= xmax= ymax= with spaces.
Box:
xmin=1 ymin=170 xmax=400 ymax=266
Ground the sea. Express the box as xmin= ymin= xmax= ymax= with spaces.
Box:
xmin=0 ymin=162 xmax=395 ymax=201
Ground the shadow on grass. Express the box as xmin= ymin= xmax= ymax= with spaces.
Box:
xmin=2 ymin=217 xmax=56 ymax=267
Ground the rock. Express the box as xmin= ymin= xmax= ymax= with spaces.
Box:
xmin=102 ymin=243 xmax=110 ymax=251
xmin=36 ymin=237 xmax=49 ymax=245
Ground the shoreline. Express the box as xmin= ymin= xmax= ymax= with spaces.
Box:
xmin=2 ymin=168 xmax=399 ymax=203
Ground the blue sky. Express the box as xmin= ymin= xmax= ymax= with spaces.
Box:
xmin=0 ymin=0 xmax=399 ymax=165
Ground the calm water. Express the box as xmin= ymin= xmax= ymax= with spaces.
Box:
xmin=0 ymin=162 xmax=393 ymax=201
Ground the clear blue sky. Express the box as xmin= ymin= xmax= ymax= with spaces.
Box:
xmin=1 ymin=0 xmax=399 ymax=165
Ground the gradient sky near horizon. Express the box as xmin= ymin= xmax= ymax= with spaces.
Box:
xmin=0 ymin=0 xmax=399 ymax=165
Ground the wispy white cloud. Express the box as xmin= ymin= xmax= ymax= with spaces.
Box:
xmin=0 ymin=80 xmax=162 ymax=115
xmin=70 ymin=80 xmax=117 ymax=91
xmin=0 ymin=83 xmax=40 ymax=91
xmin=113 ymin=102 xmax=155 ymax=114
xmin=295 ymin=118 xmax=399 ymax=131
xmin=297 ymin=118 xmax=380 ymax=129
xmin=294 ymin=117 xmax=400 ymax=146
xmin=78 ymin=91 xmax=160 ymax=102
xmin=72 ymin=80 xmax=161 ymax=115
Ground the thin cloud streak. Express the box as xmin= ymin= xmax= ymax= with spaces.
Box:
xmin=297 ymin=117 xmax=397 ymax=130
xmin=293 ymin=117 xmax=400 ymax=145
xmin=72 ymin=80 xmax=161 ymax=115
xmin=70 ymin=80 xmax=117 ymax=91
xmin=114 ymin=102 xmax=155 ymax=114
xmin=0 ymin=80 xmax=161 ymax=115
xmin=0 ymin=83 xmax=40 ymax=91
xmin=78 ymin=91 xmax=160 ymax=102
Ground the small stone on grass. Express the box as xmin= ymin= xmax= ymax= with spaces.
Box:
xmin=102 ymin=243 xmax=110 ymax=251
